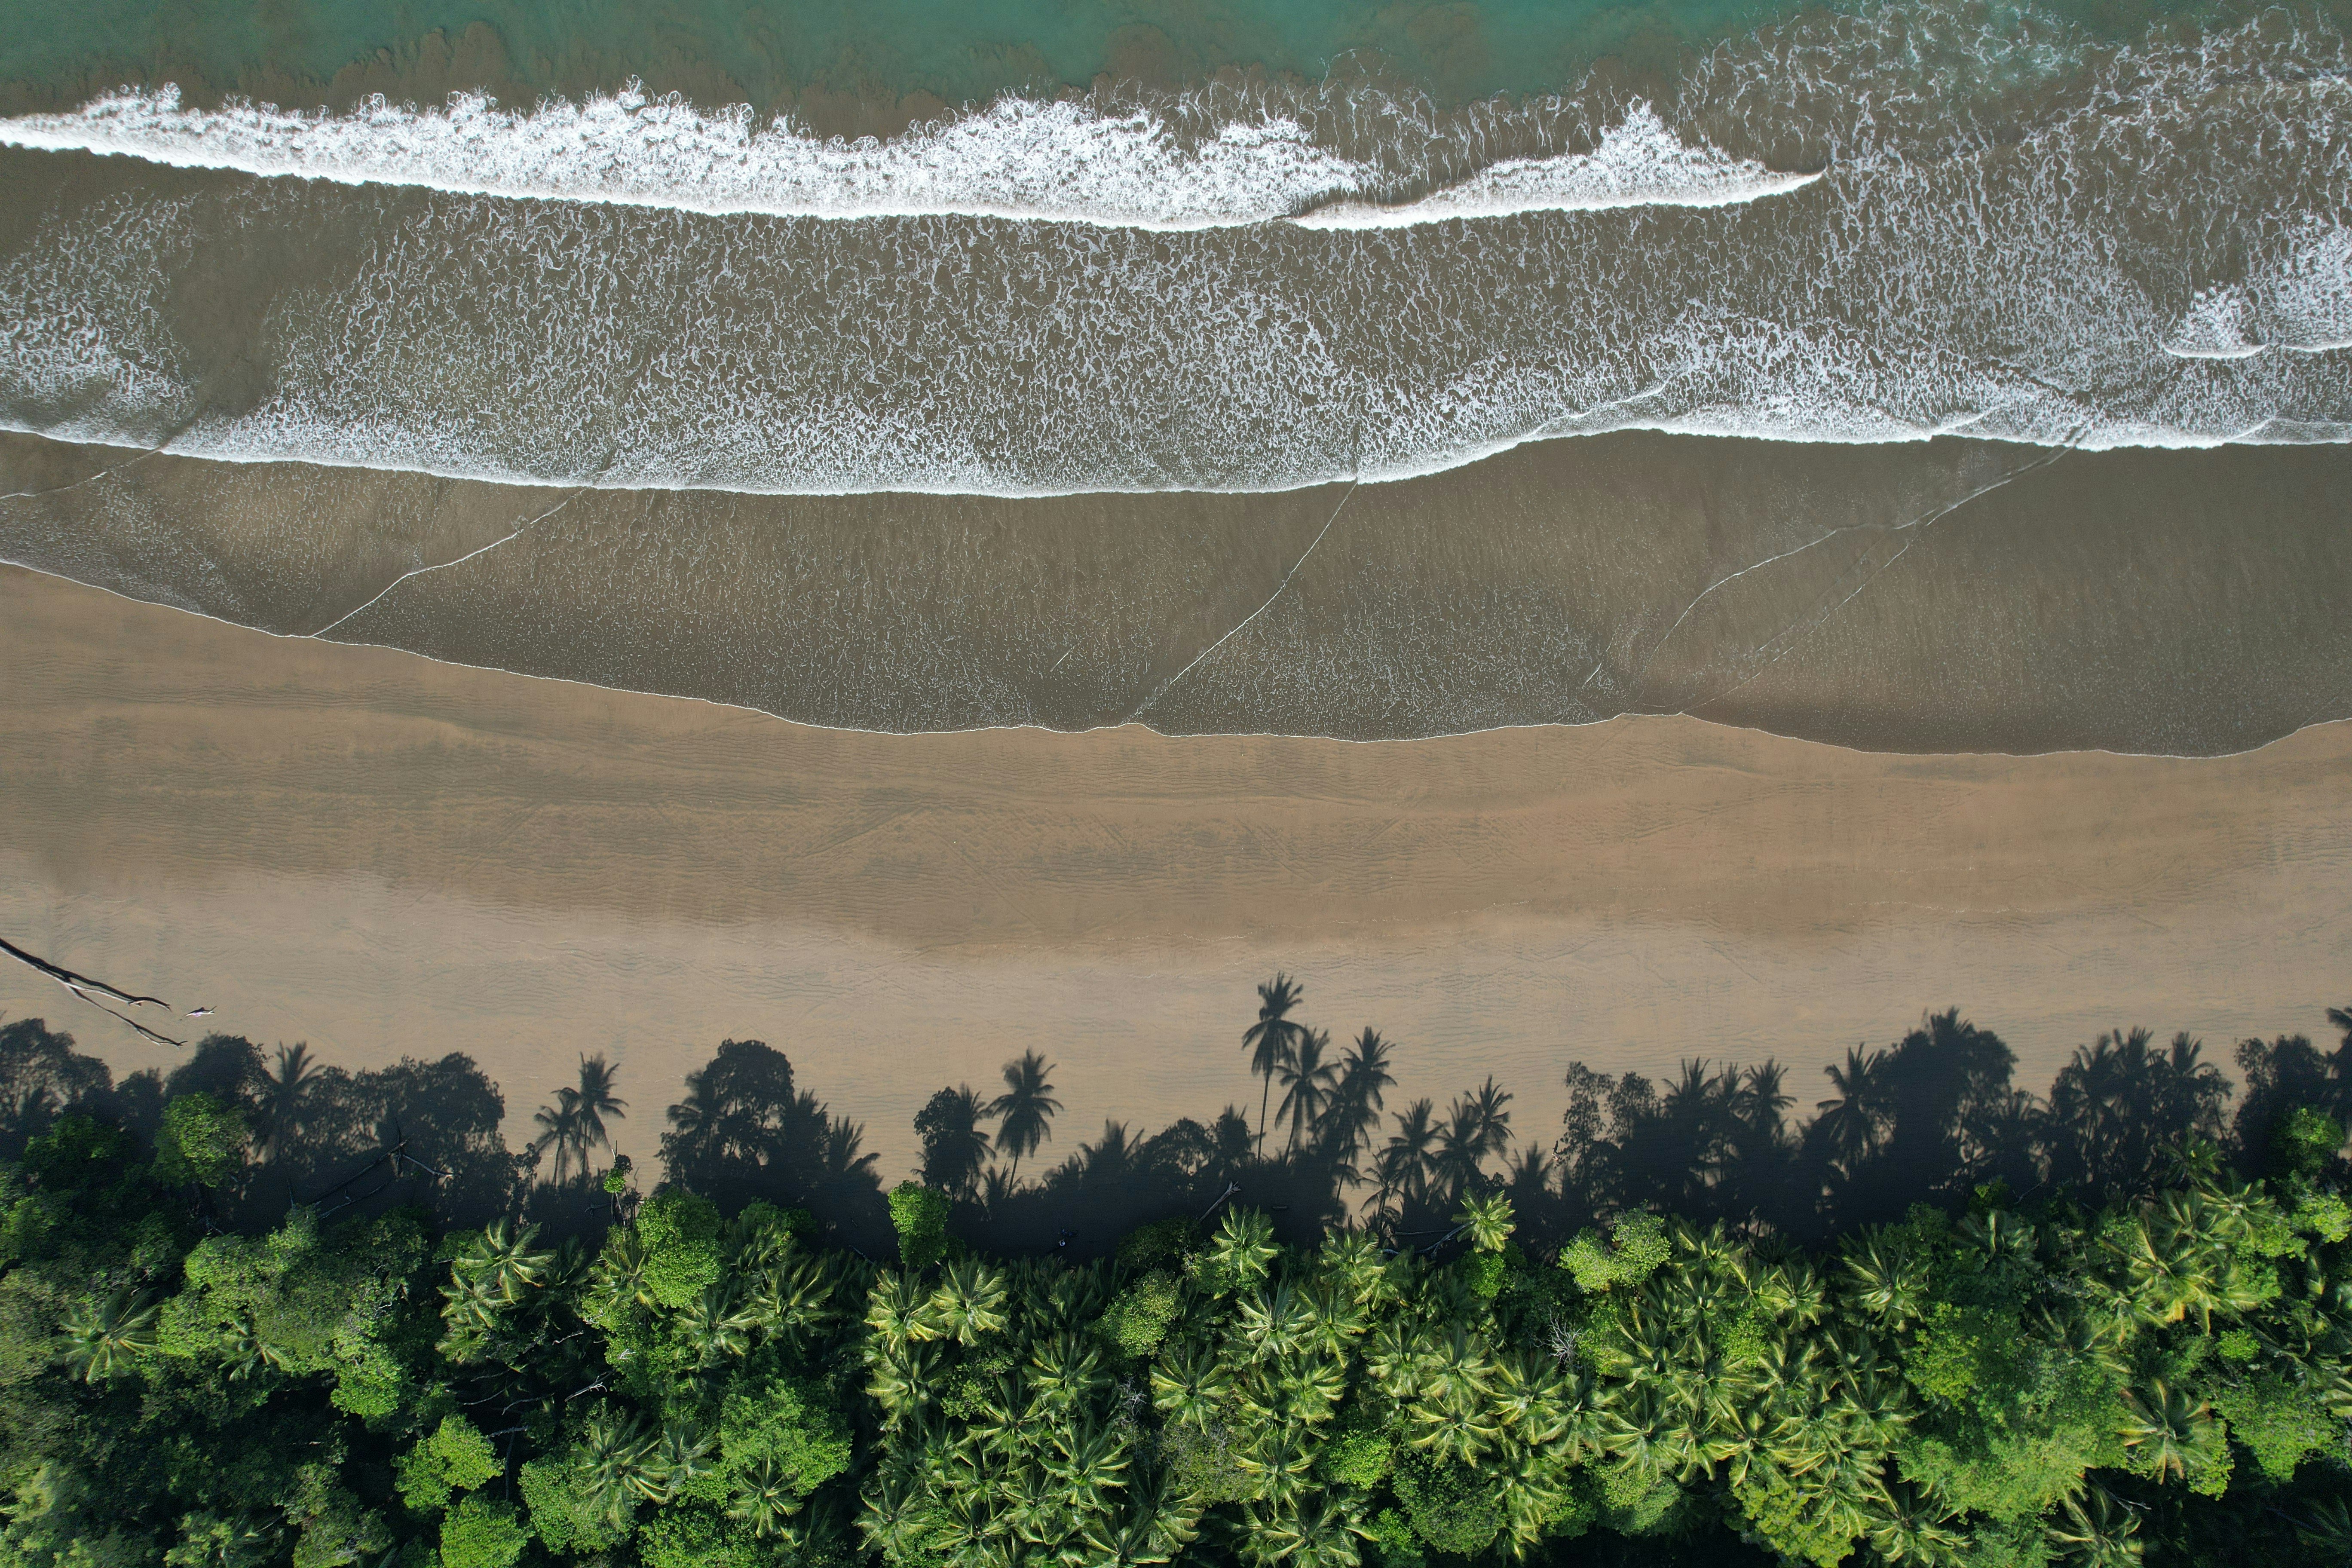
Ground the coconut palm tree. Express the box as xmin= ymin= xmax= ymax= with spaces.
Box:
xmin=680 ymin=1283 xmax=757 ymax=1367
xmin=2118 ymin=1380 xmax=2220 ymax=1484
xmin=456 ymin=1219 xmax=554 ymax=1303
xmin=577 ymin=1407 xmax=656 ymax=1532
xmin=919 ymin=1258 xmax=1009 ymax=1344
xmin=634 ymin=1420 xmax=717 ymax=1502
xmin=729 ymin=1456 xmax=796 ymax=1537
xmin=1029 ymin=1330 xmax=1108 ymax=1417
xmin=990 ymin=1051 xmax=1062 ymax=1186
xmin=2045 ymin=1485 xmax=2144 ymax=1567
xmin=1317 ymin=1231 xmax=1396 ymax=1309
xmin=1042 ymin=1419 xmax=1133 ymax=1508
xmin=1151 ymin=1343 xmax=1234 ymax=1431
xmin=747 ymin=1252 xmax=838 ymax=1349
xmin=863 ymin=1270 xmax=933 ymax=1356
xmin=1274 ymin=1028 xmax=1338 ymax=1156
xmin=1207 ymin=1207 xmax=1279 ymax=1290
xmin=863 ymin=1340 xmax=940 ymax=1429
xmin=1244 ymin=1494 xmax=1365 ymax=1568
xmin=1243 ymin=976 xmax=1309 ymax=1155
xmin=58 ymin=1289 xmax=159 ymax=1381
xmin=1455 ymin=1190 xmax=1516 ymax=1252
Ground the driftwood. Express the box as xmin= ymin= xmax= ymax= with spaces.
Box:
xmin=0 ymin=934 xmax=187 ymax=1047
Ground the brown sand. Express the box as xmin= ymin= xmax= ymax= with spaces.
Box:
xmin=3 ymin=562 xmax=2348 ymax=1179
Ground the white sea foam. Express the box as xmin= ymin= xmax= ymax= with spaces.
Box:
xmin=2254 ymin=223 xmax=2352 ymax=354
xmin=1290 ymin=103 xmax=1819 ymax=227
xmin=0 ymin=83 xmax=1812 ymax=230
xmin=0 ymin=2 xmax=2346 ymax=496
xmin=2165 ymin=287 xmax=2266 ymax=359
xmin=2164 ymin=227 xmax=2352 ymax=359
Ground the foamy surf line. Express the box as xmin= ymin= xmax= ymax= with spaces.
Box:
xmin=0 ymin=86 xmax=1819 ymax=230
xmin=7 ymin=407 xmax=2338 ymax=513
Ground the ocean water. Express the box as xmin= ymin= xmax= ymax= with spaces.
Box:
xmin=0 ymin=0 xmax=2347 ymax=744
xmin=0 ymin=0 xmax=1847 ymax=114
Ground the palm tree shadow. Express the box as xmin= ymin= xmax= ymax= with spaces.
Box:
xmin=656 ymin=1038 xmax=888 ymax=1251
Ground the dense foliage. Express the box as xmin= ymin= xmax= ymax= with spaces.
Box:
xmin=2 ymin=1001 xmax=2351 ymax=1567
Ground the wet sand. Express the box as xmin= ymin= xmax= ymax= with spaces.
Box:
xmin=4 ymin=563 xmax=2347 ymax=1179
xmin=6 ymin=429 xmax=2348 ymax=753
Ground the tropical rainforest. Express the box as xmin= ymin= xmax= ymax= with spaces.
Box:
xmin=2 ymin=986 xmax=2351 ymax=1568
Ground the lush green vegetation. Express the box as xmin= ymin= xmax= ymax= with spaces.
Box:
xmin=2 ymin=997 xmax=2351 ymax=1567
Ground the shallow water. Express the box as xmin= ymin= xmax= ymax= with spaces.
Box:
xmin=5 ymin=428 xmax=2348 ymax=751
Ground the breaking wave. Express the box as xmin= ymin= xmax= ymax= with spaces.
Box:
xmin=0 ymin=83 xmax=1814 ymax=230
xmin=0 ymin=1 xmax=2346 ymax=494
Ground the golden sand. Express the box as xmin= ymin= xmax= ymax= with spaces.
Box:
xmin=4 ymin=563 xmax=2347 ymax=1176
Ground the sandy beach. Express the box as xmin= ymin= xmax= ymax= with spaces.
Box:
xmin=4 ymin=561 xmax=2346 ymax=1179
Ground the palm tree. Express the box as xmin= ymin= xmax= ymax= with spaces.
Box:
xmin=2118 ymin=1380 xmax=2220 ymax=1484
xmin=2045 ymin=1485 xmax=2144 ymax=1567
xmin=577 ymin=1407 xmax=655 ymax=1531
xmin=1151 ymin=1343 xmax=1234 ymax=1430
xmin=1455 ymin=1191 xmax=1516 ymax=1252
xmin=1243 ymin=976 xmax=1309 ymax=1155
xmin=1207 ymin=1207 xmax=1280 ymax=1290
xmin=920 ymin=1258 xmax=1009 ymax=1344
xmin=863 ymin=1271 xmax=932 ymax=1357
xmin=2294 ymin=1498 xmax=2352 ymax=1560
xmin=990 ymin=1052 xmax=1062 ymax=1186
xmin=636 ymin=1420 xmax=716 ymax=1503
xmin=456 ymin=1219 xmax=554 ymax=1302
xmin=1274 ymin=1029 xmax=1338 ymax=1156
xmin=729 ymin=1456 xmax=796 ymax=1537
xmin=58 ymin=1289 xmax=159 ymax=1381
xmin=680 ymin=1284 xmax=756 ymax=1367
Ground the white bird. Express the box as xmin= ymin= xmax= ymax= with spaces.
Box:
xmin=186 ymin=1005 xmax=214 ymax=1017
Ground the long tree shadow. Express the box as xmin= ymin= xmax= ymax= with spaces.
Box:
xmin=165 ymin=1035 xmax=528 ymax=1229
xmin=656 ymin=1038 xmax=890 ymax=1250
xmin=13 ymin=984 xmax=2347 ymax=1258
xmin=908 ymin=989 xmax=2352 ymax=1266
xmin=0 ymin=1018 xmax=150 ymax=1160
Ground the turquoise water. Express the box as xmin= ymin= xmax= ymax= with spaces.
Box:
xmin=0 ymin=0 xmax=2294 ymax=109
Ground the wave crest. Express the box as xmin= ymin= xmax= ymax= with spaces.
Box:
xmin=0 ymin=82 xmax=1814 ymax=230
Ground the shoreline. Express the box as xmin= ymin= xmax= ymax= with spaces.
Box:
xmin=6 ymin=429 xmax=2347 ymax=755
